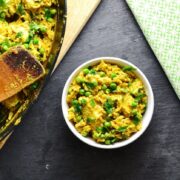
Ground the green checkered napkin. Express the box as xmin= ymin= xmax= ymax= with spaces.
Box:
xmin=126 ymin=0 xmax=180 ymax=99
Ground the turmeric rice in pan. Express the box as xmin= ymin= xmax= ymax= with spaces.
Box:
xmin=0 ymin=0 xmax=59 ymax=134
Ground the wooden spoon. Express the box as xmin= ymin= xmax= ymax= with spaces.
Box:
xmin=0 ymin=46 xmax=45 ymax=102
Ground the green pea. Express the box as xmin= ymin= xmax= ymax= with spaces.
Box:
xmin=100 ymin=134 xmax=105 ymax=138
xmin=111 ymin=73 xmax=117 ymax=79
xmin=75 ymin=105 xmax=82 ymax=113
xmin=104 ymin=122 xmax=111 ymax=128
xmin=76 ymin=77 xmax=84 ymax=83
xmin=132 ymin=109 xmax=137 ymax=115
xmin=76 ymin=116 xmax=82 ymax=122
xmin=47 ymin=17 xmax=53 ymax=22
xmin=92 ymin=80 xmax=98 ymax=87
xmin=33 ymin=38 xmax=39 ymax=45
xmin=131 ymin=101 xmax=138 ymax=107
xmin=0 ymin=12 xmax=5 ymax=19
xmin=100 ymin=71 xmax=105 ymax=77
xmin=72 ymin=100 xmax=78 ymax=106
xmin=40 ymin=26 xmax=47 ymax=33
xmin=110 ymin=83 xmax=117 ymax=90
xmin=39 ymin=47 xmax=45 ymax=54
xmin=79 ymin=89 xmax=85 ymax=95
xmin=102 ymin=84 xmax=107 ymax=90
xmin=105 ymin=89 xmax=111 ymax=94
xmin=24 ymin=43 xmax=29 ymax=49
xmin=80 ymin=99 xmax=87 ymax=105
xmin=87 ymin=117 xmax=95 ymax=123
xmin=83 ymin=68 xmax=89 ymax=75
xmin=90 ymin=69 xmax=96 ymax=74
xmin=2 ymin=45 xmax=8 ymax=51
xmin=85 ymin=91 xmax=91 ymax=97
xmin=50 ymin=9 xmax=57 ymax=15
xmin=105 ymin=140 xmax=111 ymax=145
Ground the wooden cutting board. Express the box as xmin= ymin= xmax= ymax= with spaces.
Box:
xmin=0 ymin=0 xmax=101 ymax=149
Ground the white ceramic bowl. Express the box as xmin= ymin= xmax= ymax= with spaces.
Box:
xmin=62 ymin=57 xmax=154 ymax=149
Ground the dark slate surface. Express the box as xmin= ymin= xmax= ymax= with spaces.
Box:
xmin=0 ymin=1 xmax=180 ymax=180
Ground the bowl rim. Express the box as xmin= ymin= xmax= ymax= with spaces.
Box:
xmin=62 ymin=57 xmax=154 ymax=149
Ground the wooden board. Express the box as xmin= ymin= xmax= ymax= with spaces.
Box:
xmin=0 ymin=0 xmax=101 ymax=149
xmin=54 ymin=0 xmax=101 ymax=70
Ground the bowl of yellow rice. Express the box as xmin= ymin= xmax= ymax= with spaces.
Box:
xmin=62 ymin=57 xmax=154 ymax=149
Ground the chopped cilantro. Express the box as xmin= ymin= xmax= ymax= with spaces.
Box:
xmin=87 ymin=117 xmax=95 ymax=123
xmin=122 ymin=66 xmax=136 ymax=72
xmin=0 ymin=0 xmax=6 ymax=7
xmin=30 ymin=81 xmax=39 ymax=90
xmin=118 ymin=126 xmax=128 ymax=132
xmin=135 ymin=93 xmax=145 ymax=102
xmin=17 ymin=3 xmax=25 ymax=15
xmin=16 ymin=32 xmax=23 ymax=38
xmin=104 ymin=98 xmax=114 ymax=114
xmin=86 ymin=82 xmax=97 ymax=89
xmin=72 ymin=100 xmax=82 ymax=113
xmin=0 ymin=11 xmax=5 ymax=20
xmin=90 ymin=99 xmax=96 ymax=107
xmin=131 ymin=101 xmax=138 ymax=107
xmin=133 ymin=116 xmax=140 ymax=125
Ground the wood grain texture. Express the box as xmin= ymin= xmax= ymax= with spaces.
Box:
xmin=54 ymin=0 xmax=101 ymax=70
xmin=0 ymin=0 xmax=101 ymax=149
xmin=0 ymin=133 xmax=11 ymax=149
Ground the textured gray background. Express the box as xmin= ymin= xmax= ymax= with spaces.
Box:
xmin=0 ymin=1 xmax=180 ymax=180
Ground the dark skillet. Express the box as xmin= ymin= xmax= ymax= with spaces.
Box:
xmin=0 ymin=0 xmax=67 ymax=141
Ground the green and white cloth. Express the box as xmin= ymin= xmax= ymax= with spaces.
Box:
xmin=126 ymin=0 xmax=180 ymax=99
